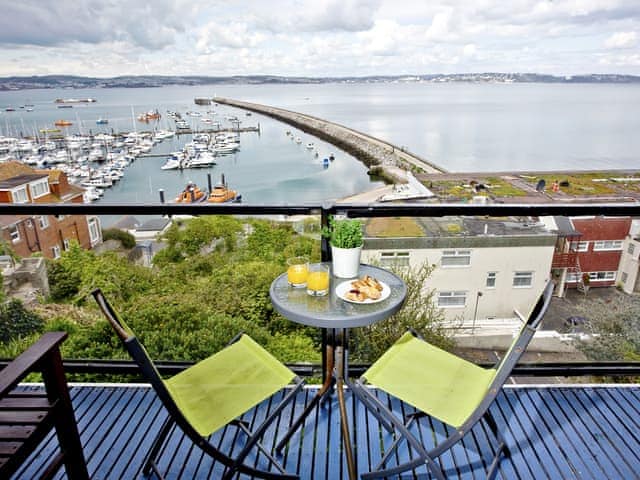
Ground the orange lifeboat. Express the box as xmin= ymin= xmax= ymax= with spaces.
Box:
xmin=137 ymin=110 xmax=162 ymax=122
xmin=207 ymin=174 xmax=241 ymax=203
xmin=174 ymin=182 xmax=207 ymax=203
xmin=54 ymin=119 xmax=73 ymax=127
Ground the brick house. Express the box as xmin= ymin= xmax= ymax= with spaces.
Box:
xmin=0 ymin=162 xmax=101 ymax=259
xmin=544 ymin=215 xmax=631 ymax=294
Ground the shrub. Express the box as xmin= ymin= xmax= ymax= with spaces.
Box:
xmin=0 ymin=299 xmax=44 ymax=343
xmin=102 ymin=228 xmax=136 ymax=249
xmin=351 ymin=262 xmax=451 ymax=362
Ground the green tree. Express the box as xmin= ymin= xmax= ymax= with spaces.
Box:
xmin=351 ymin=262 xmax=452 ymax=362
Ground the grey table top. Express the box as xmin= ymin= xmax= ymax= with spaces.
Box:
xmin=269 ymin=263 xmax=407 ymax=329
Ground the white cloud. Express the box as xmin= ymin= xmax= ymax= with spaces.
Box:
xmin=196 ymin=22 xmax=265 ymax=52
xmin=605 ymin=31 xmax=638 ymax=49
xmin=1 ymin=0 xmax=640 ymax=76
xmin=463 ymin=44 xmax=477 ymax=57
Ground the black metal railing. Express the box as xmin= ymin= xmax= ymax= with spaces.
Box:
xmin=2 ymin=201 xmax=640 ymax=378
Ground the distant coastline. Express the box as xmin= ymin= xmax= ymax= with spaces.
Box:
xmin=1 ymin=73 xmax=640 ymax=91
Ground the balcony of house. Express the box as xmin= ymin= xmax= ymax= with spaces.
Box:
xmin=1 ymin=202 xmax=639 ymax=480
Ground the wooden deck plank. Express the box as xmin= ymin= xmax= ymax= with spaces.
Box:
xmin=500 ymin=388 xmax=556 ymax=479
xmin=564 ymin=388 xmax=639 ymax=478
xmin=9 ymin=385 xmax=640 ymax=480
xmin=516 ymin=389 xmax=575 ymax=479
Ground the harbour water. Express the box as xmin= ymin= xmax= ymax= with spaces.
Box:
xmin=1 ymin=82 xmax=639 ymax=214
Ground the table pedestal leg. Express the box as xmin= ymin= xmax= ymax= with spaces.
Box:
xmin=275 ymin=342 xmax=335 ymax=453
xmin=335 ymin=340 xmax=357 ymax=480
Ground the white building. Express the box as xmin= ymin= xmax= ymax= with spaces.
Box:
xmin=361 ymin=216 xmax=556 ymax=330
xmin=618 ymin=218 xmax=640 ymax=294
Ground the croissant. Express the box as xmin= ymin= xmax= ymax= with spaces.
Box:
xmin=347 ymin=276 xmax=383 ymax=301
xmin=345 ymin=289 xmax=366 ymax=302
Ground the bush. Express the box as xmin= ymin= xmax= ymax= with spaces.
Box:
xmin=351 ymin=262 xmax=452 ymax=362
xmin=102 ymin=228 xmax=136 ymax=249
xmin=0 ymin=299 xmax=44 ymax=343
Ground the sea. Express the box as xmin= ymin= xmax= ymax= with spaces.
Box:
xmin=1 ymin=82 xmax=639 ymax=224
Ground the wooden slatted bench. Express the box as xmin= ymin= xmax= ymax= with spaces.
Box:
xmin=0 ymin=331 xmax=88 ymax=479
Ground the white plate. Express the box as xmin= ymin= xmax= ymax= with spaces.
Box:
xmin=335 ymin=280 xmax=391 ymax=304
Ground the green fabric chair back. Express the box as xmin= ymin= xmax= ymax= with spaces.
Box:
xmin=362 ymin=281 xmax=554 ymax=429
xmin=92 ymin=289 xmax=295 ymax=437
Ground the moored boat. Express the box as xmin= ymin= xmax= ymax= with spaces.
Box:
xmin=54 ymin=120 xmax=73 ymax=127
xmin=208 ymin=174 xmax=241 ymax=203
xmin=137 ymin=110 xmax=161 ymax=122
xmin=174 ymin=182 xmax=207 ymax=203
xmin=96 ymin=118 xmax=109 ymax=125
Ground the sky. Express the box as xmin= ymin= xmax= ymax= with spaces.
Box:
xmin=0 ymin=0 xmax=639 ymax=77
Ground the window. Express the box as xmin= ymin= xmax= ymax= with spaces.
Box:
xmin=29 ymin=178 xmax=49 ymax=198
xmin=588 ymin=271 xmax=616 ymax=282
xmin=39 ymin=216 xmax=49 ymax=229
xmin=437 ymin=291 xmax=467 ymax=307
xmin=486 ymin=272 xmax=497 ymax=288
xmin=593 ymin=240 xmax=623 ymax=251
xmin=513 ymin=271 xmax=533 ymax=288
xmin=88 ymin=217 xmax=101 ymax=244
xmin=51 ymin=245 xmax=61 ymax=259
xmin=9 ymin=225 xmax=20 ymax=243
xmin=570 ymin=241 xmax=589 ymax=252
xmin=441 ymin=250 xmax=471 ymax=267
xmin=63 ymin=239 xmax=70 ymax=251
xmin=621 ymin=272 xmax=628 ymax=284
xmin=628 ymin=243 xmax=635 ymax=255
xmin=566 ymin=272 xmax=579 ymax=283
xmin=11 ymin=187 xmax=28 ymax=204
xmin=55 ymin=214 xmax=66 ymax=221
xmin=380 ymin=251 xmax=409 ymax=267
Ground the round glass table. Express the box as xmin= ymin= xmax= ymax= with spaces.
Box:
xmin=270 ymin=263 xmax=407 ymax=480
xmin=270 ymin=263 xmax=407 ymax=329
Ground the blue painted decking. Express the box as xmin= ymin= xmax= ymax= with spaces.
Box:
xmin=12 ymin=384 xmax=640 ymax=479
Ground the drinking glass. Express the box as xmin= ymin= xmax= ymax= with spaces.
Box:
xmin=287 ymin=256 xmax=309 ymax=288
xmin=306 ymin=263 xmax=330 ymax=296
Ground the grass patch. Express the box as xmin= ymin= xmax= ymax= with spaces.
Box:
xmin=425 ymin=177 xmax=527 ymax=200
xmin=527 ymin=173 xmax=639 ymax=196
xmin=365 ymin=217 xmax=425 ymax=237
xmin=483 ymin=177 xmax=527 ymax=197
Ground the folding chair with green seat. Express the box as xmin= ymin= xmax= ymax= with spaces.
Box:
xmin=92 ymin=289 xmax=304 ymax=480
xmin=352 ymin=280 xmax=554 ymax=480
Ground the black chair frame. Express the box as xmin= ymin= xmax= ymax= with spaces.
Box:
xmin=93 ymin=288 xmax=305 ymax=480
xmin=352 ymin=280 xmax=554 ymax=480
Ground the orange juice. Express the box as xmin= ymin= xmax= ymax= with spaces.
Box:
xmin=306 ymin=264 xmax=330 ymax=296
xmin=307 ymin=271 xmax=329 ymax=291
xmin=287 ymin=264 xmax=309 ymax=285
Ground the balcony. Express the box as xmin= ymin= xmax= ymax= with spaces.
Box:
xmin=2 ymin=202 xmax=640 ymax=479
xmin=551 ymin=251 xmax=578 ymax=269
xmin=11 ymin=383 xmax=640 ymax=479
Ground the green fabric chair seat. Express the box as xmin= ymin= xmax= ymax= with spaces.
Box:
xmin=363 ymin=332 xmax=496 ymax=428
xmin=165 ymin=334 xmax=295 ymax=437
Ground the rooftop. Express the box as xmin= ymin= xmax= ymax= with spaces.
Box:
xmin=0 ymin=174 xmax=48 ymax=190
xmin=13 ymin=383 xmax=640 ymax=479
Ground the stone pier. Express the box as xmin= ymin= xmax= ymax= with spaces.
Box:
xmin=213 ymin=97 xmax=446 ymax=179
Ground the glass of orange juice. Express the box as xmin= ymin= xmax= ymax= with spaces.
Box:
xmin=287 ymin=256 xmax=309 ymax=288
xmin=306 ymin=263 xmax=330 ymax=296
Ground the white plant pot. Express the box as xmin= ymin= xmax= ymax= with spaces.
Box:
xmin=331 ymin=245 xmax=362 ymax=278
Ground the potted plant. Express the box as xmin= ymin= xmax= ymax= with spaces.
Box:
xmin=324 ymin=217 xmax=363 ymax=278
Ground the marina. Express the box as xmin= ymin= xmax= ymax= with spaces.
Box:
xmin=1 ymin=82 xmax=640 ymax=220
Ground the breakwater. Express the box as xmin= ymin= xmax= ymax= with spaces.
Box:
xmin=212 ymin=98 xmax=446 ymax=180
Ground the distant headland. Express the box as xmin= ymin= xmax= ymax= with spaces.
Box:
xmin=0 ymin=73 xmax=639 ymax=91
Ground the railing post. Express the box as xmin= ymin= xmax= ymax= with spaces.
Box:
xmin=321 ymin=203 xmax=332 ymax=262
